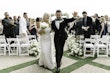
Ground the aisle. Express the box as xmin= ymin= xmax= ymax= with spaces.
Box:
xmin=0 ymin=42 xmax=110 ymax=73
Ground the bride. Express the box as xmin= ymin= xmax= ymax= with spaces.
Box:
xmin=38 ymin=13 xmax=55 ymax=69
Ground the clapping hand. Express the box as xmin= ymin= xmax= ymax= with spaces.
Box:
xmin=82 ymin=26 xmax=89 ymax=31
xmin=10 ymin=20 xmax=16 ymax=26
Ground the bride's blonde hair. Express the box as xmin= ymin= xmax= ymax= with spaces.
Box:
xmin=43 ymin=13 xmax=50 ymax=23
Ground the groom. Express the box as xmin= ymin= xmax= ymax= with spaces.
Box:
xmin=51 ymin=10 xmax=75 ymax=73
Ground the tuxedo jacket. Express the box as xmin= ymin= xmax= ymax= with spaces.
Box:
xmin=51 ymin=18 xmax=75 ymax=40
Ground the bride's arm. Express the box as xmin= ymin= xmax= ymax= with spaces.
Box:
xmin=36 ymin=22 xmax=45 ymax=35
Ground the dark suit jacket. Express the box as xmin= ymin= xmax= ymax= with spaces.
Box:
xmin=82 ymin=16 xmax=92 ymax=31
xmin=95 ymin=18 xmax=100 ymax=32
xmin=82 ymin=16 xmax=92 ymax=38
xmin=2 ymin=18 xmax=14 ymax=35
xmin=51 ymin=18 xmax=75 ymax=40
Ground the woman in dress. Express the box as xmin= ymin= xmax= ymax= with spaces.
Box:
xmin=29 ymin=18 xmax=37 ymax=38
xmin=99 ymin=17 xmax=106 ymax=37
xmin=38 ymin=13 xmax=55 ymax=70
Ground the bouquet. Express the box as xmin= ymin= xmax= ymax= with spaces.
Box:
xmin=29 ymin=40 xmax=40 ymax=57
xmin=41 ymin=22 xmax=49 ymax=29
xmin=40 ymin=22 xmax=49 ymax=34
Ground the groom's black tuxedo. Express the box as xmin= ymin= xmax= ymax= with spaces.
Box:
xmin=51 ymin=18 xmax=75 ymax=68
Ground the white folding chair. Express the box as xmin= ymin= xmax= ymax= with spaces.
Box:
xmin=0 ymin=35 xmax=5 ymax=39
xmin=0 ymin=38 xmax=7 ymax=55
xmin=7 ymin=38 xmax=19 ymax=56
xmin=18 ymin=37 xmax=30 ymax=56
xmin=102 ymin=35 xmax=110 ymax=55
xmin=84 ymin=39 xmax=95 ymax=57
xmin=28 ymin=35 xmax=37 ymax=44
xmin=90 ymin=35 xmax=100 ymax=40
xmin=28 ymin=35 xmax=36 ymax=40
xmin=96 ymin=38 xmax=109 ymax=57
xmin=79 ymin=35 xmax=85 ymax=46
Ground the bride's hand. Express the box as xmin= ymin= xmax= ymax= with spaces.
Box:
xmin=39 ymin=29 xmax=45 ymax=34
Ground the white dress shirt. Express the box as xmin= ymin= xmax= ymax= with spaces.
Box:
xmin=55 ymin=19 xmax=64 ymax=30
xmin=55 ymin=21 xmax=60 ymax=29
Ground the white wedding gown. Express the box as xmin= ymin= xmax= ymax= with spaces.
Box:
xmin=39 ymin=22 xmax=55 ymax=69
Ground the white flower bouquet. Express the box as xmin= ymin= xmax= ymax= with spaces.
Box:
xmin=66 ymin=34 xmax=83 ymax=56
xmin=41 ymin=22 xmax=49 ymax=29
xmin=29 ymin=40 xmax=40 ymax=57
xmin=40 ymin=22 xmax=49 ymax=34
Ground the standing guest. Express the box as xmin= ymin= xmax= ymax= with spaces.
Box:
xmin=51 ymin=10 xmax=75 ymax=73
xmin=107 ymin=18 xmax=110 ymax=35
xmin=94 ymin=13 xmax=100 ymax=34
xmin=91 ymin=16 xmax=96 ymax=35
xmin=29 ymin=19 xmax=37 ymax=36
xmin=36 ymin=17 xmax=41 ymax=28
xmin=13 ymin=16 xmax=19 ymax=35
xmin=17 ymin=16 xmax=21 ymax=22
xmin=69 ymin=11 xmax=78 ymax=33
xmin=104 ymin=15 xmax=109 ymax=34
xmin=36 ymin=17 xmax=42 ymax=41
xmin=19 ymin=12 xmax=30 ymax=37
xmin=99 ymin=17 xmax=106 ymax=37
xmin=72 ymin=11 xmax=78 ymax=19
xmin=0 ymin=19 xmax=3 ymax=35
xmin=2 ymin=12 xmax=16 ymax=38
xmin=73 ymin=18 xmax=83 ymax=41
xmin=82 ymin=11 xmax=92 ymax=38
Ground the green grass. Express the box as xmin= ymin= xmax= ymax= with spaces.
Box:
xmin=0 ymin=60 xmax=37 ymax=73
xmin=89 ymin=62 xmax=110 ymax=71
xmin=1 ymin=51 xmax=110 ymax=73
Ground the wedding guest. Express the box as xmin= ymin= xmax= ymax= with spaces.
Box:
xmin=36 ymin=17 xmax=42 ymax=41
xmin=13 ymin=16 xmax=19 ymax=35
xmin=104 ymin=15 xmax=109 ymax=33
xmin=2 ymin=12 xmax=16 ymax=38
xmin=82 ymin=11 xmax=92 ymax=38
xmin=99 ymin=17 xmax=106 ymax=37
xmin=69 ymin=11 xmax=79 ymax=33
xmin=107 ymin=18 xmax=110 ymax=35
xmin=94 ymin=13 xmax=100 ymax=34
xmin=0 ymin=19 xmax=3 ymax=35
xmin=17 ymin=16 xmax=21 ymax=22
xmin=72 ymin=18 xmax=84 ymax=41
xmin=29 ymin=18 xmax=37 ymax=36
xmin=91 ymin=16 xmax=96 ymax=35
xmin=19 ymin=12 xmax=30 ymax=37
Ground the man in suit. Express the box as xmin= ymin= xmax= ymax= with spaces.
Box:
xmin=82 ymin=11 xmax=92 ymax=38
xmin=2 ymin=12 xmax=16 ymax=38
xmin=51 ymin=10 xmax=75 ymax=73
xmin=13 ymin=16 xmax=19 ymax=36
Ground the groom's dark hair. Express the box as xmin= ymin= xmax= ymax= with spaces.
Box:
xmin=56 ymin=10 xmax=61 ymax=13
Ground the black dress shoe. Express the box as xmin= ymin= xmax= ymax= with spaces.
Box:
xmin=56 ymin=68 xmax=60 ymax=73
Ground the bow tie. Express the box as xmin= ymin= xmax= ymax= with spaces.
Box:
xmin=55 ymin=19 xmax=62 ymax=21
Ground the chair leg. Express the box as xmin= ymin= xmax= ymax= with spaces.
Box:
xmin=106 ymin=47 xmax=108 ymax=57
xmin=97 ymin=47 xmax=99 ymax=57
xmin=4 ymin=47 xmax=6 ymax=56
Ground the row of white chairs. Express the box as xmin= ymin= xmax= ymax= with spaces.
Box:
xmin=0 ymin=35 xmax=37 ymax=56
xmin=83 ymin=35 xmax=110 ymax=57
